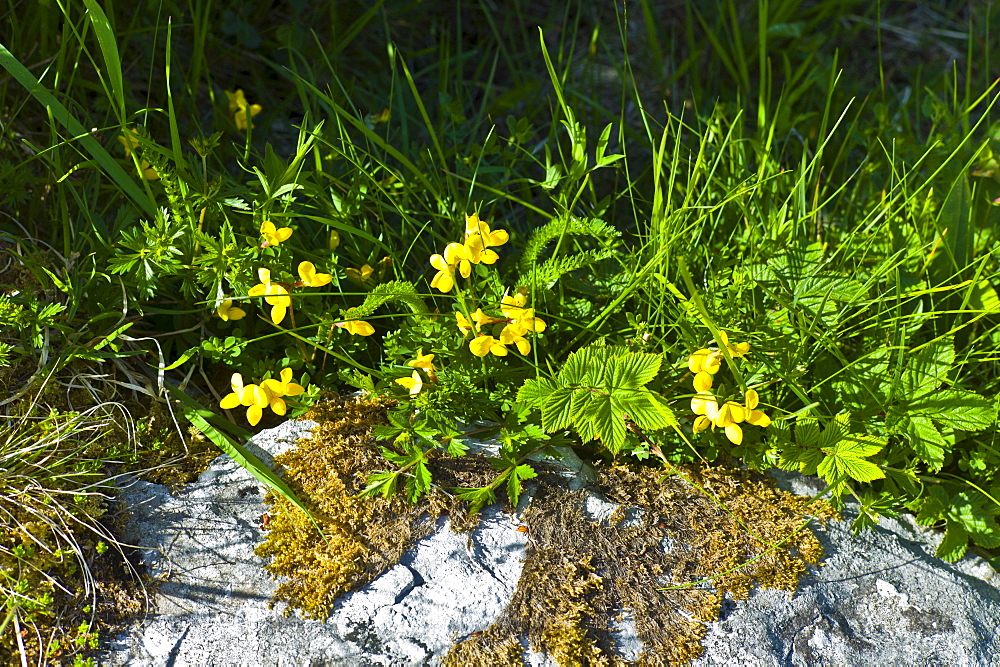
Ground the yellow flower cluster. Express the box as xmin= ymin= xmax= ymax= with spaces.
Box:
xmin=219 ymin=368 xmax=304 ymax=425
xmin=246 ymin=262 xmax=333 ymax=326
xmin=460 ymin=289 xmax=547 ymax=357
xmin=429 ymin=214 xmax=509 ymax=293
xmin=395 ymin=351 xmax=436 ymax=395
xmin=225 ymin=89 xmax=262 ymax=131
xmin=688 ymin=331 xmax=770 ymax=445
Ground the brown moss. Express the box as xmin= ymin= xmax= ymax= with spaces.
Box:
xmin=254 ymin=394 xmax=502 ymax=619
xmin=258 ymin=398 xmax=838 ymax=665
xmin=444 ymin=462 xmax=836 ymax=666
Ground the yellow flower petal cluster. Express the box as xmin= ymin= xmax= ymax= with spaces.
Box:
xmin=346 ymin=263 xmax=374 ymax=282
xmin=260 ymin=220 xmax=292 ymax=247
xmin=225 ymin=89 xmax=262 ymax=130
xmin=216 ymin=298 xmax=246 ymax=322
xmin=297 ymin=261 xmax=332 ymax=287
xmin=688 ymin=332 xmax=770 ymax=445
xmin=428 ymin=214 xmax=508 ymax=293
xmin=463 ymin=290 xmax=546 ymax=357
xmin=117 ymin=129 xmax=159 ymax=180
xmin=395 ymin=370 xmax=423 ymax=395
xmin=219 ymin=369 xmax=304 ymax=425
xmin=248 ymin=268 xmax=291 ymax=324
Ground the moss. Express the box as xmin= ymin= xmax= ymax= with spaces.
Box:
xmin=255 ymin=394 xmax=501 ymax=619
xmin=259 ymin=398 xmax=838 ymax=665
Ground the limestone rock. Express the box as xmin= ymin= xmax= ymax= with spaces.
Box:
xmin=103 ymin=421 xmax=1000 ymax=666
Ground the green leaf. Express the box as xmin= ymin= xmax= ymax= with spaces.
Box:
xmin=611 ymin=352 xmax=661 ymax=388
xmin=359 ymin=471 xmax=399 ymax=499
xmin=906 ymin=415 xmax=948 ymax=471
xmin=455 ymin=486 xmax=497 ymax=513
xmin=518 ymin=378 xmax=557 ymax=404
xmin=832 ymin=454 xmax=885 ymax=483
xmin=903 ymin=337 xmax=955 ymax=395
xmin=909 ymin=389 xmax=995 ymax=431
xmin=540 ymin=388 xmax=576 ymax=432
xmin=935 ymin=519 xmax=968 ymax=562
xmin=82 ymin=0 xmax=125 ymax=121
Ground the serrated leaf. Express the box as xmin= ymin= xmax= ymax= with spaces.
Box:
xmin=518 ymin=377 xmax=557 ymax=404
xmin=836 ymin=433 xmax=886 ymax=458
xmin=903 ymin=337 xmax=954 ymax=395
xmin=579 ymin=395 xmax=626 ymax=452
xmin=935 ymin=519 xmax=968 ymax=562
xmin=514 ymin=464 xmax=538 ymax=481
xmin=834 ymin=455 xmax=885 ymax=483
xmin=455 ymin=486 xmax=497 ymax=513
xmin=360 ymin=471 xmax=399 ymax=499
xmin=559 ymin=347 xmax=594 ymax=385
xmin=795 ymin=421 xmax=821 ymax=447
xmin=611 ymin=351 xmax=662 ymax=389
xmin=540 ymin=388 xmax=576 ymax=432
xmin=970 ymin=525 xmax=1000 ymax=549
xmin=910 ymin=389 xmax=995 ymax=431
xmin=405 ymin=460 xmax=432 ymax=503
xmin=906 ymin=414 xmax=948 ymax=471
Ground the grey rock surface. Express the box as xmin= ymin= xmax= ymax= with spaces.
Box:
xmin=104 ymin=421 xmax=1000 ymax=666
xmin=104 ymin=419 xmax=529 ymax=666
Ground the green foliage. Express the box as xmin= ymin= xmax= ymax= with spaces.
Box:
xmin=519 ymin=344 xmax=676 ymax=456
xmin=2 ymin=5 xmax=1000 ymax=652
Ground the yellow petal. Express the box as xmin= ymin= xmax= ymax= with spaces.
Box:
xmin=430 ymin=271 xmax=454 ymax=293
xmin=688 ymin=350 xmax=709 ymax=374
xmin=479 ymin=248 xmax=499 ymax=264
xmin=744 ymin=389 xmax=759 ymax=410
xmin=246 ymin=404 xmax=263 ymax=426
xmin=747 ymin=410 xmax=771 ymax=427
xmin=262 ymin=378 xmax=285 ymax=396
xmin=514 ymin=338 xmax=531 ymax=355
xmin=258 ymin=267 xmax=271 ymax=284
xmin=443 ymin=242 xmax=467 ymax=264
xmin=270 ymin=304 xmax=287 ymax=324
xmin=485 ymin=229 xmax=509 ymax=247
xmin=248 ymin=284 xmax=267 ymax=297
xmin=693 ymin=371 xmax=713 ymax=393
xmin=469 ymin=336 xmax=495 ymax=357
xmin=408 ymin=353 xmax=435 ymax=370
xmin=220 ymin=392 xmax=241 ymax=410
xmin=230 ymin=373 xmax=245 ymax=393
xmin=269 ymin=396 xmax=287 ymax=416
xmin=284 ymin=382 xmax=305 ymax=397
xmin=725 ymin=423 xmax=743 ymax=445
xmin=693 ymin=415 xmax=712 ymax=433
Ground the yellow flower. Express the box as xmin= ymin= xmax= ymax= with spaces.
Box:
xmin=469 ymin=335 xmax=508 ymax=357
xmin=719 ymin=330 xmax=751 ymax=357
xmin=248 ymin=268 xmax=291 ymax=324
xmin=346 ymin=264 xmax=374 ymax=282
xmin=693 ymin=415 xmax=712 ymax=433
xmin=464 ymin=213 xmax=509 ymax=248
xmin=712 ymin=389 xmax=771 ymax=445
xmin=335 ymin=319 xmax=375 ymax=336
xmin=117 ymin=130 xmax=159 ymax=180
xmin=216 ymin=298 xmax=247 ymax=322
xmin=260 ymin=220 xmax=292 ymax=247
xmin=260 ymin=367 xmax=306 ymax=417
xmin=407 ymin=352 xmax=436 ymax=371
xmin=297 ymin=261 xmax=333 ymax=287
xmin=219 ymin=373 xmax=269 ymax=426
xmin=690 ymin=392 xmax=719 ymax=422
xmin=499 ymin=325 xmax=531 ymax=355
xmin=456 ymin=311 xmax=473 ymax=335
xmin=395 ymin=370 xmax=423 ymax=395
xmin=687 ymin=348 xmax=722 ymax=374
xmin=429 ymin=243 xmax=467 ymax=292
xmin=687 ymin=331 xmax=750 ymax=375
xmin=225 ymin=89 xmax=262 ymax=130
